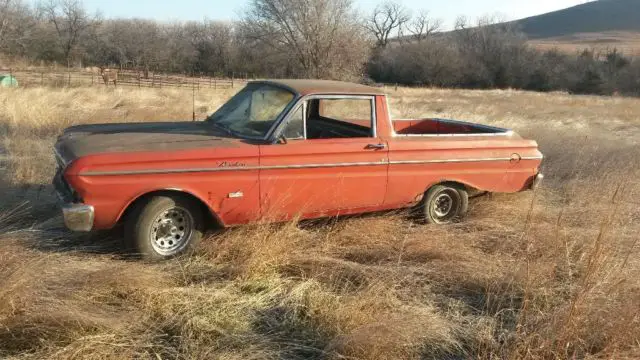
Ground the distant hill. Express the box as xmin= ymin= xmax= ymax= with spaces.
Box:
xmin=512 ymin=0 xmax=640 ymax=54
xmin=514 ymin=0 xmax=640 ymax=39
xmin=394 ymin=0 xmax=640 ymax=54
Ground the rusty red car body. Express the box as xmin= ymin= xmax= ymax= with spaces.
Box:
xmin=54 ymin=79 xmax=543 ymax=258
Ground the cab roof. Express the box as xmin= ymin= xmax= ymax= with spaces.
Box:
xmin=249 ymin=79 xmax=386 ymax=96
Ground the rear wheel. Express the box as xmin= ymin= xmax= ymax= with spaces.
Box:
xmin=420 ymin=184 xmax=469 ymax=224
xmin=125 ymin=195 xmax=204 ymax=260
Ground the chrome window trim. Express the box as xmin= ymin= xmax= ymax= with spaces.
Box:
xmin=77 ymin=155 xmax=544 ymax=177
xmin=262 ymin=92 xmax=302 ymax=141
xmin=303 ymin=101 xmax=308 ymax=139
xmin=279 ymin=101 xmax=307 ymax=141
xmin=270 ymin=94 xmax=378 ymax=142
xmin=386 ymin=95 xmax=398 ymax=137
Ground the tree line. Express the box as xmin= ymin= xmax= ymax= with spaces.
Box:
xmin=1 ymin=0 xmax=639 ymax=95
xmin=369 ymin=16 xmax=640 ymax=96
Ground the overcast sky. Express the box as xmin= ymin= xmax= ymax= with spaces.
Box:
xmin=78 ymin=0 xmax=592 ymax=28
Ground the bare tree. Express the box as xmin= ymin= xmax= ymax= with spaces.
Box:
xmin=454 ymin=15 xmax=468 ymax=31
xmin=0 ymin=0 xmax=37 ymax=55
xmin=184 ymin=20 xmax=234 ymax=75
xmin=452 ymin=15 xmax=529 ymax=88
xmin=0 ymin=0 xmax=12 ymax=44
xmin=39 ymin=0 xmax=99 ymax=66
xmin=365 ymin=1 xmax=410 ymax=48
xmin=408 ymin=10 xmax=442 ymax=42
xmin=240 ymin=0 xmax=369 ymax=79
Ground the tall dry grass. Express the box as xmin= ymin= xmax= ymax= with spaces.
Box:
xmin=0 ymin=86 xmax=639 ymax=359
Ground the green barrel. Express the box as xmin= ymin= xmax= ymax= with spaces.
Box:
xmin=0 ymin=75 xmax=18 ymax=87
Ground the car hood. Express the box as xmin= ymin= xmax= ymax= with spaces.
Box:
xmin=55 ymin=121 xmax=242 ymax=163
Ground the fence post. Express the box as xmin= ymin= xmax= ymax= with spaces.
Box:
xmin=68 ymin=70 xmax=71 ymax=87
xmin=214 ymin=79 xmax=217 ymax=90
xmin=209 ymin=77 xmax=212 ymax=88
xmin=41 ymin=72 xmax=44 ymax=86
xmin=152 ymin=73 xmax=155 ymax=88
xmin=231 ymin=72 xmax=235 ymax=88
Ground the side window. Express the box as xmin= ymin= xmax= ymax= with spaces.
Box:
xmin=304 ymin=98 xmax=374 ymax=139
xmin=319 ymin=99 xmax=373 ymax=131
xmin=283 ymin=105 xmax=304 ymax=139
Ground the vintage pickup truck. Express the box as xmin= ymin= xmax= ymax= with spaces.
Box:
xmin=54 ymin=80 xmax=543 ymax=259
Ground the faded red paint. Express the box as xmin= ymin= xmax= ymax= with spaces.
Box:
xmin=59 ymin=81 xmax=543 ymax=230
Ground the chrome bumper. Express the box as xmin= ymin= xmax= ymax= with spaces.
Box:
xmin=61 ymin=203 xmax=94 ymax=232
xmin=531 ymin=173 xmax=544 ymax=190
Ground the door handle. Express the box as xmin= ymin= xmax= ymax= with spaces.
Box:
xmin=365 ymin=143 xmax=386 ymax=150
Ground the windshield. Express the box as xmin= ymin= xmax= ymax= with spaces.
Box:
xmin=207 ymin=83 xmax=296 ymax=139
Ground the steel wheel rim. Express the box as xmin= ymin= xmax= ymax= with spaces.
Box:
xmin=150 ymin=206 xmax=194 ymax=256
xmin=430 ymin=190 xmax=459 ymax=222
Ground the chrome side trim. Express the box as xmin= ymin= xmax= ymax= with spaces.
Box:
xmin=391 ymin=157 xmax=510 ymax=165
xmin=81 ymin=166 xmax=260 ymax=176
xmin=79 ymin=161 xmax=387 ymax=176
xmin=390 ymin=155 xmax=542 ymax=164
xmin=263 ymin=161 xmax=387 ymax=170
xmin=78 ymin=156 xmax=544 ymax=177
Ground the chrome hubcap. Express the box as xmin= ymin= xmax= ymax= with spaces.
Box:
xmin=432 ymin=193 xmax=454 ymax=218
xmin=150 ymin=207 xmax=193 ymax=256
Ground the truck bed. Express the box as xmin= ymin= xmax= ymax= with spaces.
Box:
xmin=393 ymin=118 xmax=511 ymax=136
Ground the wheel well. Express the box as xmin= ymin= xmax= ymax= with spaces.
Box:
xmin=434 ymin=181 xmax=471 ymax=192
xmin=118 ymin=190 xmax=222 ymax=228
xmin=423 ymin=181 xmax=480 ymax=198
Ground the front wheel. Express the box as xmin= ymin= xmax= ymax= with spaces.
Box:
xmin=419 ymin=184 xmax=469 ymax=224
xmin=125 ymin=195 xmax=204 ymax=260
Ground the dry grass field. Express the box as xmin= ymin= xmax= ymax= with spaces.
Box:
xmin=528 ymin=31 xmax=640 ymax=56
xmin=0 ymin=86 xmax=639 ymax=359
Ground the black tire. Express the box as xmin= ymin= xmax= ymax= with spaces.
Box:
xmin=419 ymin=184 xmax=469 ymax=224
xmin=125 ymin=195 xmax=204 ymax=260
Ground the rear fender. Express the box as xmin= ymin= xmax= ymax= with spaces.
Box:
xmin=413 ymin=179 xmax=478 ymax=204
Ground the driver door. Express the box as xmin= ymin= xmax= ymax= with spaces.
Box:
xmin=259 ymin=97 xmax=389 ymax=221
